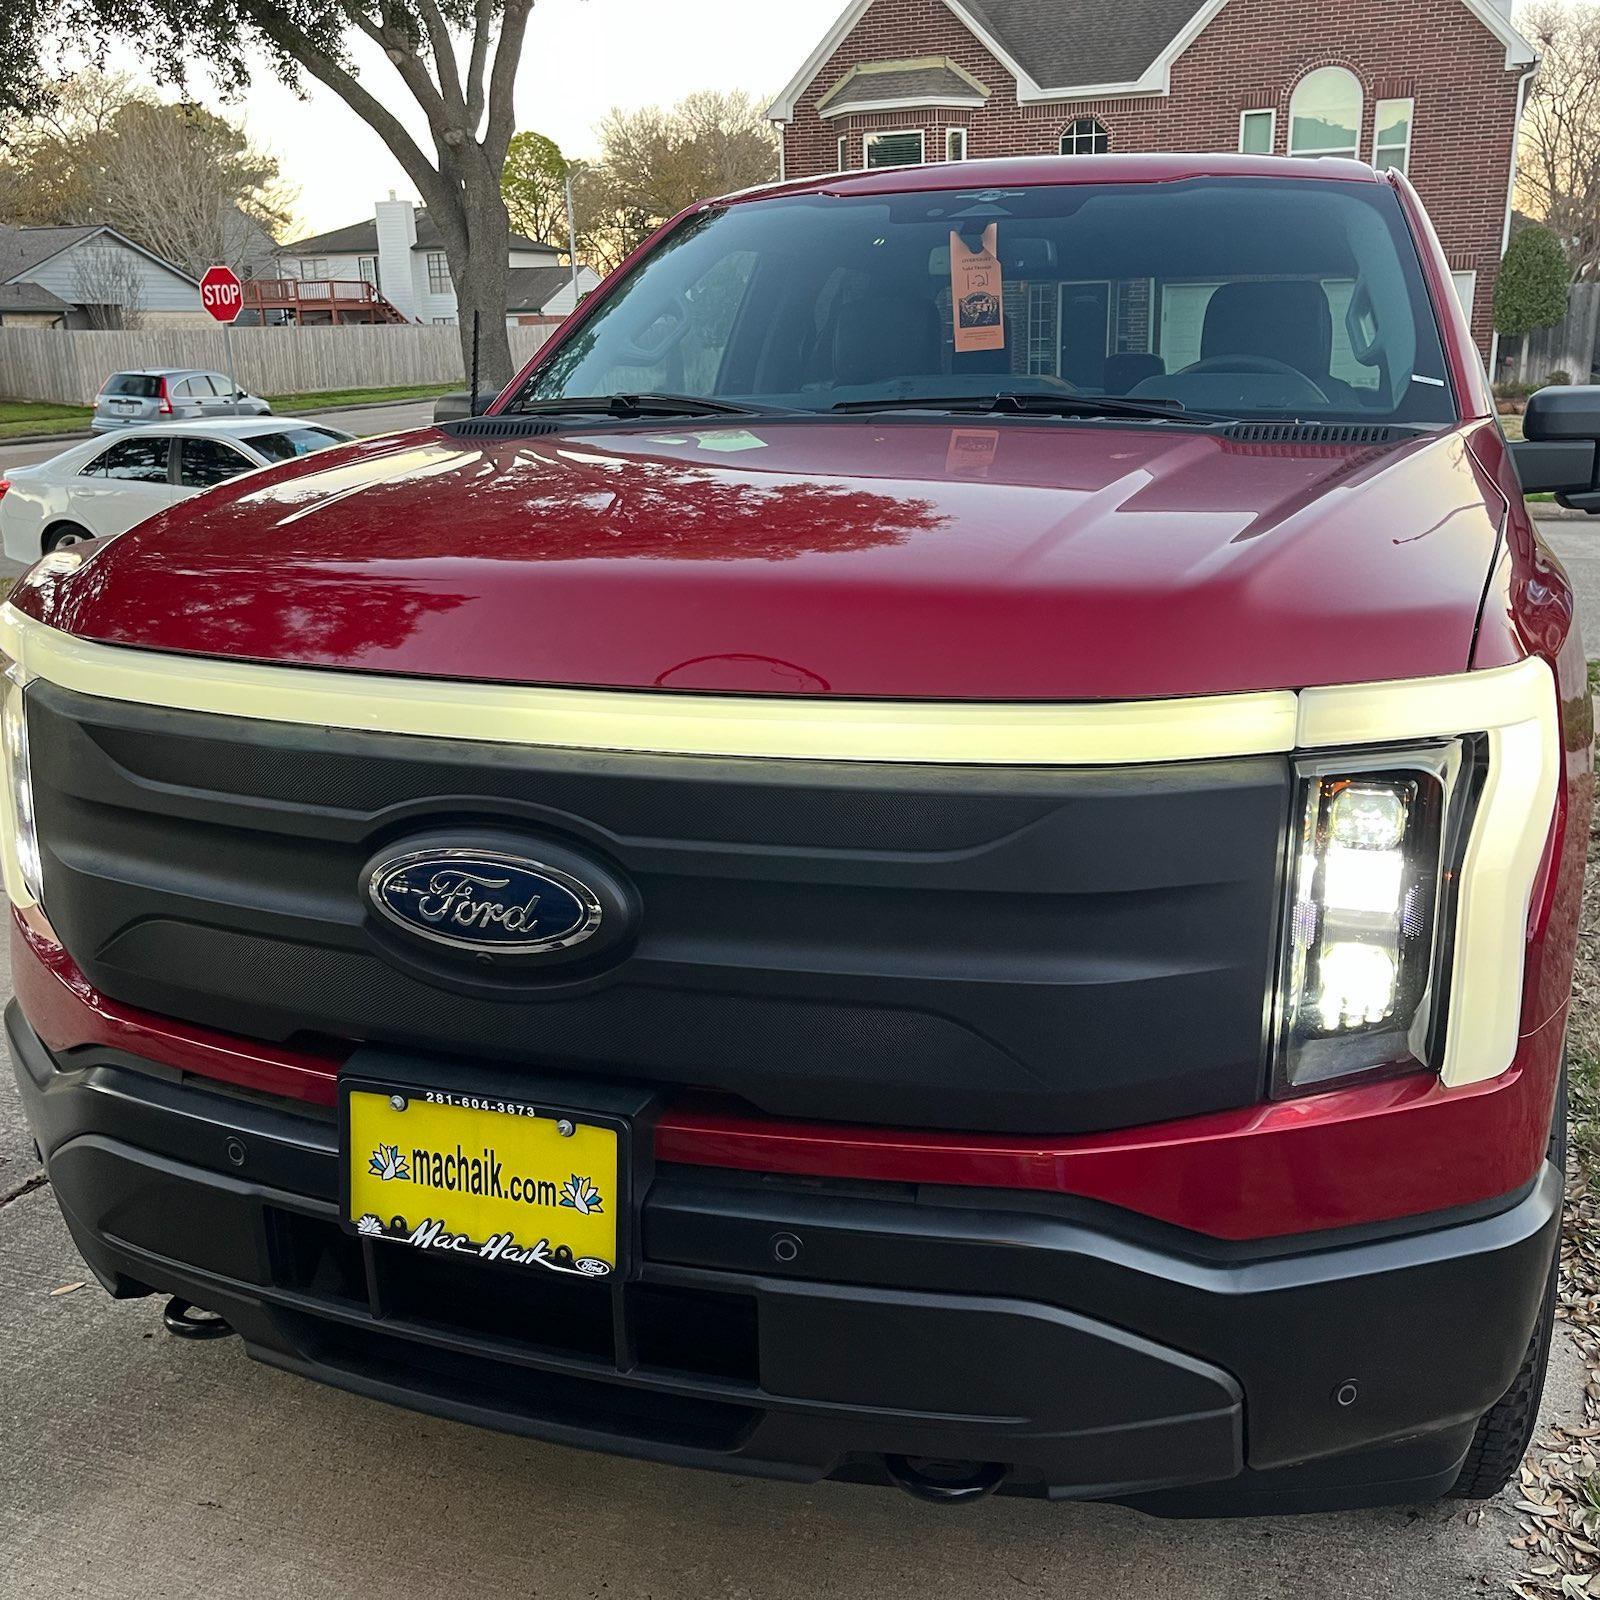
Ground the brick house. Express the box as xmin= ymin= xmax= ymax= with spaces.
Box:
xmin=768 ymin=0 xmax=1538 ymax=360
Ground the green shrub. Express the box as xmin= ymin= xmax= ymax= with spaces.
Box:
xmin=1547 ymin=369 xmax=1574 ymax=385
xmin=1495 ymin=225 xmax=1572 ymax=337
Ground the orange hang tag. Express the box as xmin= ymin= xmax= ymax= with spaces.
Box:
xmin=950 ymin=224 xmax=1004 ymax=353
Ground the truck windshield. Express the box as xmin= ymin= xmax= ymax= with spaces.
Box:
xmin=521 ymin=177 xmax=1457 ymax=427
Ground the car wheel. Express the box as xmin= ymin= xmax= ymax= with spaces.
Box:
xmin=43 ymin=523 xmax=93 ymax=553
xmin=1448 ymin=1059 xmax=1566 ymax=1500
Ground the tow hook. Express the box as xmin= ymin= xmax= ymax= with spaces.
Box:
xmin=884 ymin=1455 xmax=1007 ymax=1505
xmin=161 ymin=1297 xmax=235 ymax=1340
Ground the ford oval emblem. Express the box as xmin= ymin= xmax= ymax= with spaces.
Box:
xmin=367 ymin=848 xmax=604 ymax=955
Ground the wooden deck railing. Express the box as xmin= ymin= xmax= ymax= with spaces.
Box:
xmin=242 ymin=278 xmax=382 ymax=308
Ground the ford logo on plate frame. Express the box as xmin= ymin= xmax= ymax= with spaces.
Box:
xmin=366 ymin=847 xmax=605 ymax=956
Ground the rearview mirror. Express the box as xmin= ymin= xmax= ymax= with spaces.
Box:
xmin=433 ymin=389 xmax=501 ymax=424
xmin=1510 ymin=386 xmax=1600 ymax=512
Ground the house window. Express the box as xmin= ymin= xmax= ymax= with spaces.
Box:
xmin=426 ymin=251 xmax=452 ymax=294
xmin=1027 ymin=282 xmax=1059 ymax=376
xmin=1451 ymin=270 xmax=1478 ymax=326
xmin=863 ymin=130 xmax=925 ymax=168
xmin=946 ymin=127 xmax=967 ymax=162
xmin=837 ymin=134 xmax=849 ymax=170
xmin=1373 ymin=98 xmax=1414 ymax=174
xmin=1239 ymin=109 xmax=1275 ymax=155
xmin=1289 ymin=67 xmax=1362 ymax=159
xmin=1060 ymin=117 xmax=1110 ymax=156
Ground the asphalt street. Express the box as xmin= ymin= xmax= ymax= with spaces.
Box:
xmin=0 ymin=452 xmax=1596 ymax=1596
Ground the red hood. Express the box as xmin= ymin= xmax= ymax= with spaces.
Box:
xmin=11 ymin=418 xmax=1507 ymax=700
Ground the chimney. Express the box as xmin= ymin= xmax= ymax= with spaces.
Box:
xmin=374 ymin=197 xmax=419 ymax=321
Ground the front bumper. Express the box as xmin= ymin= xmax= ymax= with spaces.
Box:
xmin=11 ymin=1003 xmax=1561 ymax=1515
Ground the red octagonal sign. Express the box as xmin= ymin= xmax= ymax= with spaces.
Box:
xmin=200 ymin=265 xmax=243 ymax=325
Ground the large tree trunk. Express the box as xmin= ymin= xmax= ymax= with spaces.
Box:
xmin=448 ymin=180 xmax=515 ymax=390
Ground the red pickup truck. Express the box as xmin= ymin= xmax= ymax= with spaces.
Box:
xmin=4 ymin=154 xmax=1592 ymax=1515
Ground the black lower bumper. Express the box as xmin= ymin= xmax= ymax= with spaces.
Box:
xmin=10 ymin=1003 xmax=1562 ymax=1515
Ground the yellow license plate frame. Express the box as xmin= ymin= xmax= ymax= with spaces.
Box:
xmin=341 ymin=1084 xmax=624 ymax=1280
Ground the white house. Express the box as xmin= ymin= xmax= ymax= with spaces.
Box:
xmin=0 ymin=224 xmax=205 ymax=328
xmin=276 ymin=197 xmax=597 ymax=326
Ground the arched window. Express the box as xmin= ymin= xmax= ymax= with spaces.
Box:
xmin=1060 ymin=117 xmax=1109 ymax=156
xmin=1289 ymin=67 xmax=1362 ymax=160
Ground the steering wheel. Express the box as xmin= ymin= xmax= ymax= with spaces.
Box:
xmin=1176 ymin=354 xmax=1330 ymax=404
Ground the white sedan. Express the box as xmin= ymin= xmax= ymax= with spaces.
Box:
xmin=0 ymin=417 xmax=354 ymax=562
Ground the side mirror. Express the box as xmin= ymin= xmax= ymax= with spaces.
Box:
xmin=1510 ymin=386 xmax=1600 ymax=512
xmin=433 ymin=389 xmax=501 ymax=424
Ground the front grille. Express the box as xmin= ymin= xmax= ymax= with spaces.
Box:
xmin=27 ymin=681 xmax=1290 ymax=1133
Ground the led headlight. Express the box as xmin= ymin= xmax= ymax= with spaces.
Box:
xmin=1274 ymin=744 xmax=1471 ymax=1095
xmin=1 ymin=663 xmax=42 ymax=906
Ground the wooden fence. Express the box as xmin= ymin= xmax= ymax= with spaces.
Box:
xmin=0 ymin=322 xmax=556 ymax=405
xmin=1503 ymin=282 xmax=1600 ymax=386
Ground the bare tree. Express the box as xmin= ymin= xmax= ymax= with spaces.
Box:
xmin=570 ymin=90 xmax=779 ymax=273
xmin=96 ymin=101 xmax=293 ymax=277
xmin=0 ymin=73 xmax=292 ymax=278
xmin=1518 ymin=2 xmax=1600 ymax=276
xmin=70 ymin=243 xmax=145 ymax=328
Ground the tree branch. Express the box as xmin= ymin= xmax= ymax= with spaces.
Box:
xmin=345 ymin=3 xmax=453 ymax=134
xmin=245 ymin=6 xmax=450 ymax=214
xmin=464 ymin=0 xmax=494 ymax=131
xmin=411 ymin=0 xmax=469 ymax=123
xmin=482 ymin=0 xmax=532 ymax=168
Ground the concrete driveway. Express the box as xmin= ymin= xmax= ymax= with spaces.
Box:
xmin=1544 ymin=519 xmax=1600 ymax=648
xmin=0 ymin=950 xmax=1586 ymax=1599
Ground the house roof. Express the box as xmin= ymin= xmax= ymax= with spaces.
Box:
xmin=0 ymin=222 xmax=199 ymax=289
xmin=770 ymin=0 xmax=1537 ymax=117
xmin=0 ymin=224 xmax=105 ymax=282
xmin=954 ymin=0 xmax=1207 ymax=90
xmin=817 ymin=56 xmax=989 ymax=117
xmin=0 ymin=281 xmax=69 ymax=313
xmin=506 ymin=265 xmax=578 ymax=312
xmin=281 ymin=210 xmax=558 ymax=258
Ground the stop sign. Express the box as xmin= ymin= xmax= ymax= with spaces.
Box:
xmin=200 ymin=265 xmax=243 ymax=324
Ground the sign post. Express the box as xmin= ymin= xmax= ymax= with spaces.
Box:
xmin=199 ymin=265 xmax=244 ymax=397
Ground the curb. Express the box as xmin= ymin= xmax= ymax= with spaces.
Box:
xmin=0 ymin=394 xmax=444 ymax=450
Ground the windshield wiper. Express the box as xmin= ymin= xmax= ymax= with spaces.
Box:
xmin=508 ymin=392 xmax=785 ymax=420
xmin=832 ymin=391 xmax=1228 ymax=425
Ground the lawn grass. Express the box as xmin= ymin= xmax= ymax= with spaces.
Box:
xmin=264 ymin=382 xmax=456 ymax=412
xmin=0 ymin=401 xmax=93 ymax=441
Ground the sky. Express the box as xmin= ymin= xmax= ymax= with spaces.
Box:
xmin=171 ymin=0 xmax=845 ymax=236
